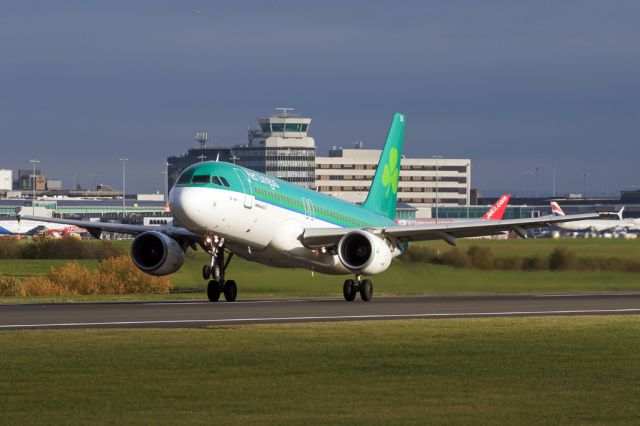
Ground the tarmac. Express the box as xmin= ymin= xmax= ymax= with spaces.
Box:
xmin=1 ymin=293 xmax=640 ymax=330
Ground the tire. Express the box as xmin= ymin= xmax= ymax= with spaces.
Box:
xmin=202 ymin=265 xmax=212 ymax=280
xmin=359 ymin=279 xmax=373 ymax=302
xmin=207 ymin=280 xmax=221 ymax=302
xmin=212 ymin=264 xmax=222 ymax=281
xmin=224 ymin=280 xmax=238 ymax=302
xmin=343 ymin=279 xmax=357 ymax=301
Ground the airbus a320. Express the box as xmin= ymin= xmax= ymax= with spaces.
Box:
xmin=21 ymin=114 xmax=602 ymax=302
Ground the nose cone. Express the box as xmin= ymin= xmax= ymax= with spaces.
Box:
xmin=169 ymin=187 xmax=209 ymax=231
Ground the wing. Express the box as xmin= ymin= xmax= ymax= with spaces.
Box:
xmin=18 ymin=215 xmax=202 ymax=244
xmin=301 ymin=213 xmax=601 ymax=248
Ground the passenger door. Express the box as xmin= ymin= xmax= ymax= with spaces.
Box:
xmin=233 ymin=168 xmax=253 ymax=209
xmin=303 ymin=198 xmax=315 ymax=222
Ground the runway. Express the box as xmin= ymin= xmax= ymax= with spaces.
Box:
xmin=1 ymin=293 xmax=640 ymax=329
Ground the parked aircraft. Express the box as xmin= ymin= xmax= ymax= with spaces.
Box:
xmin=401 ymin=194 xmax=512 ymax=225
xmin=20 ymin=114 xmax=601 ymax=302
xmin=550 ymin=202 xmax=635 ymax=232
xmin=0 ymin=219 xmax=85 ymax=237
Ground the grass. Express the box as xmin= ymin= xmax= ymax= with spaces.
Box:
xmin=1 ymin=316 xmax=639 ymax=424
xmin=412 ymin=237 xmax=640 ymax=259
xmin=1 ymin=238 xmax=639 ymax=303
xmin=0 ymin=259 xmax=100 ymax=278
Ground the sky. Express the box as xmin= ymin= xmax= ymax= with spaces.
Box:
xmin=1 ymin=1 xmax=639 ymax=196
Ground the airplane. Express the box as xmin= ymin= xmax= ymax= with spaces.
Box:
xmin=19 ymin=113 xmax=602 ymax=302
xmin=550 ymin=202 xmax=633 ymax=232
xmin=0 ymin=219 xmax=85 ymax=237
xmin=399 ymin=194 xmax=512 ymax=224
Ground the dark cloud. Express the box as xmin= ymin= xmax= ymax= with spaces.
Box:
xmin=0 ymin=1 xmax=638 ymax=195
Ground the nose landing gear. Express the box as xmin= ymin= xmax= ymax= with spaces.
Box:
xmin=343 ymin=275 xmax=373 ymax=302
xmin=202 ymin=235 xmax=236 ymax=302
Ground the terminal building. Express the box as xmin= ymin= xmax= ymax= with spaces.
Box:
xmin=316 ymin=143 xmax=471 ymax=216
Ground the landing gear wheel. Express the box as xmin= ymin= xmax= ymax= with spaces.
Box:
xmin=359 ymin=279 xmax=373 ymax=302
xmin=207 ymin=280 xmax=221 ymax=302
xmin=343 ymin=279 xmax=357 ymax=301
xmin=202 ymin=265 xmax=212 ymax=280
xmin=212 ymin=264 xmax=222 ymax=281
xmin=224 ymin=280 xmax=238 ymax=302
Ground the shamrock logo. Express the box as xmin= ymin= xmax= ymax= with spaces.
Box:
xmin=381 ymin=147 xmax=399 ymax=197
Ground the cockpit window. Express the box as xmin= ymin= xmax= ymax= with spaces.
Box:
xmin=177 ymin=169 xmax=195 ymax=184
xmin=192 ymin=175 xmax=210 ymax=184
xmin=219 ymin=177 xmax=230 ymax=187
xmin=211 ymin=176 xmax=222 ymax=186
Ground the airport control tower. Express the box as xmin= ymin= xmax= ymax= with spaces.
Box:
xmin=167 ymin=108 xmax=316 ymax=189
xmin=243 ymin=108 xmax=316 ymax=188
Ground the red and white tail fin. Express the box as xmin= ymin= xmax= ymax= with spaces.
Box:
xmin=481 ymin=194 xmax=511 ymax=220
xmin=550 ymin=202 xmax=565 ymax=216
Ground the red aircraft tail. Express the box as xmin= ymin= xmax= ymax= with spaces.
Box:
xmin=481 ymin=194 xmax=511 ymax=220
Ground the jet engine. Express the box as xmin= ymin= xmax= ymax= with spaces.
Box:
xmin=337 ymin=230 xmax=393 ymax=275
xmin=130 ymin=231 xmax=185 ymax=276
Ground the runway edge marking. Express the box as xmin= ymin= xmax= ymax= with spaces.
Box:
xmin=2 ymin=308 xmax=640 ymax=329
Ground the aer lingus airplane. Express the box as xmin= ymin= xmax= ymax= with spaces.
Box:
xmin=19 ymin=113 xmax=602 ymax=302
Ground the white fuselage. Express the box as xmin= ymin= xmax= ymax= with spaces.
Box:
xmin=0 ymin=219 xmax=85 ymax=236
xmin=169 ymin=186 xmax=399 ymax=275
xmin=556 ymin=218 xmax=638 ymax=232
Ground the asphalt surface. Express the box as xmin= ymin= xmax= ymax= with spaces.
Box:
xmin=1 ymin=293 xmax=640 ymax=330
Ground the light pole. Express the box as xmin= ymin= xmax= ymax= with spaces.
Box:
xmin=552 ymin=165 xmax=558 ymax=198
xmin=524 ymin=170 xmax=533 ymax=198
xmin=195 ymin=132 xmax=208 ymax=162
xmin=163 ymin=162 xmax=169 ymax=204
xmin=120 ymin=156 xmax=128 ymax=219
xmin=466 ymin=162 xmax=471 ymax=219
xmin=433 ymin=155 xmax=442 ymax=223
xmin=93 ymin=174 xmax=100 ymax=191
xmin=29 ymin=158 xmax=40 ymax=215
xmin=535 ymin=166 xmax=539 ymax=198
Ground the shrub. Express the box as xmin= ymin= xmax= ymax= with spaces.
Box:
xmin=0 ymin=276 xmax=21 ymax=297
xmin=20 ymin=277 xmax=60 ymax=296
xmin=494 ymin=256 xmax=524 ymax=270
xmin=0 ymin=238 xmax=21 ymax=259
xmin=467 ymin=246 xmax=495 ymax=270
xmin=0 ymin=237 xmax=124 ymax=260
xmin=523 ymin=255 xmax=549 ymax=271
xmin=400 ymin=246 xmax=438 ymax=263
xmin=97 ymin=256 xmax=172 ymax=294
xmin=440 ymin=249 xmax=471 ymax=268
xmin=17 ymin=256 xmax=172 ymax=296
xmin=549 ymin=247 xmax=576 ymax=271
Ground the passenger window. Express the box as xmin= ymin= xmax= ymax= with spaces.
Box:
xmin=212 ymin=176 xmax=222 ymax=186
xmin=192 ymin=175 xmax=210 ymax=184
xmin=220 ymin=177 xmax=230 ymax=187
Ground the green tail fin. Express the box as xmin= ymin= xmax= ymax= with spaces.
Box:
xmin=362 ymin=113 xmax=406 ymax=220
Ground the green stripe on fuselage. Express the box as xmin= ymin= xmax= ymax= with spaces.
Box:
xmin=174 ymin=162 xmax=395 ymax=228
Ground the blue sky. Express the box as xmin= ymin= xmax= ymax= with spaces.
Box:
xmin=1 ymin=1 xmax=639 ymax=196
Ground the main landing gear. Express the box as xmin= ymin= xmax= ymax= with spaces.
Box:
xmin=343 ymin=276 xmax=373 ymax=302
xmin=202 ymin=236 xmax=236 ymax=302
